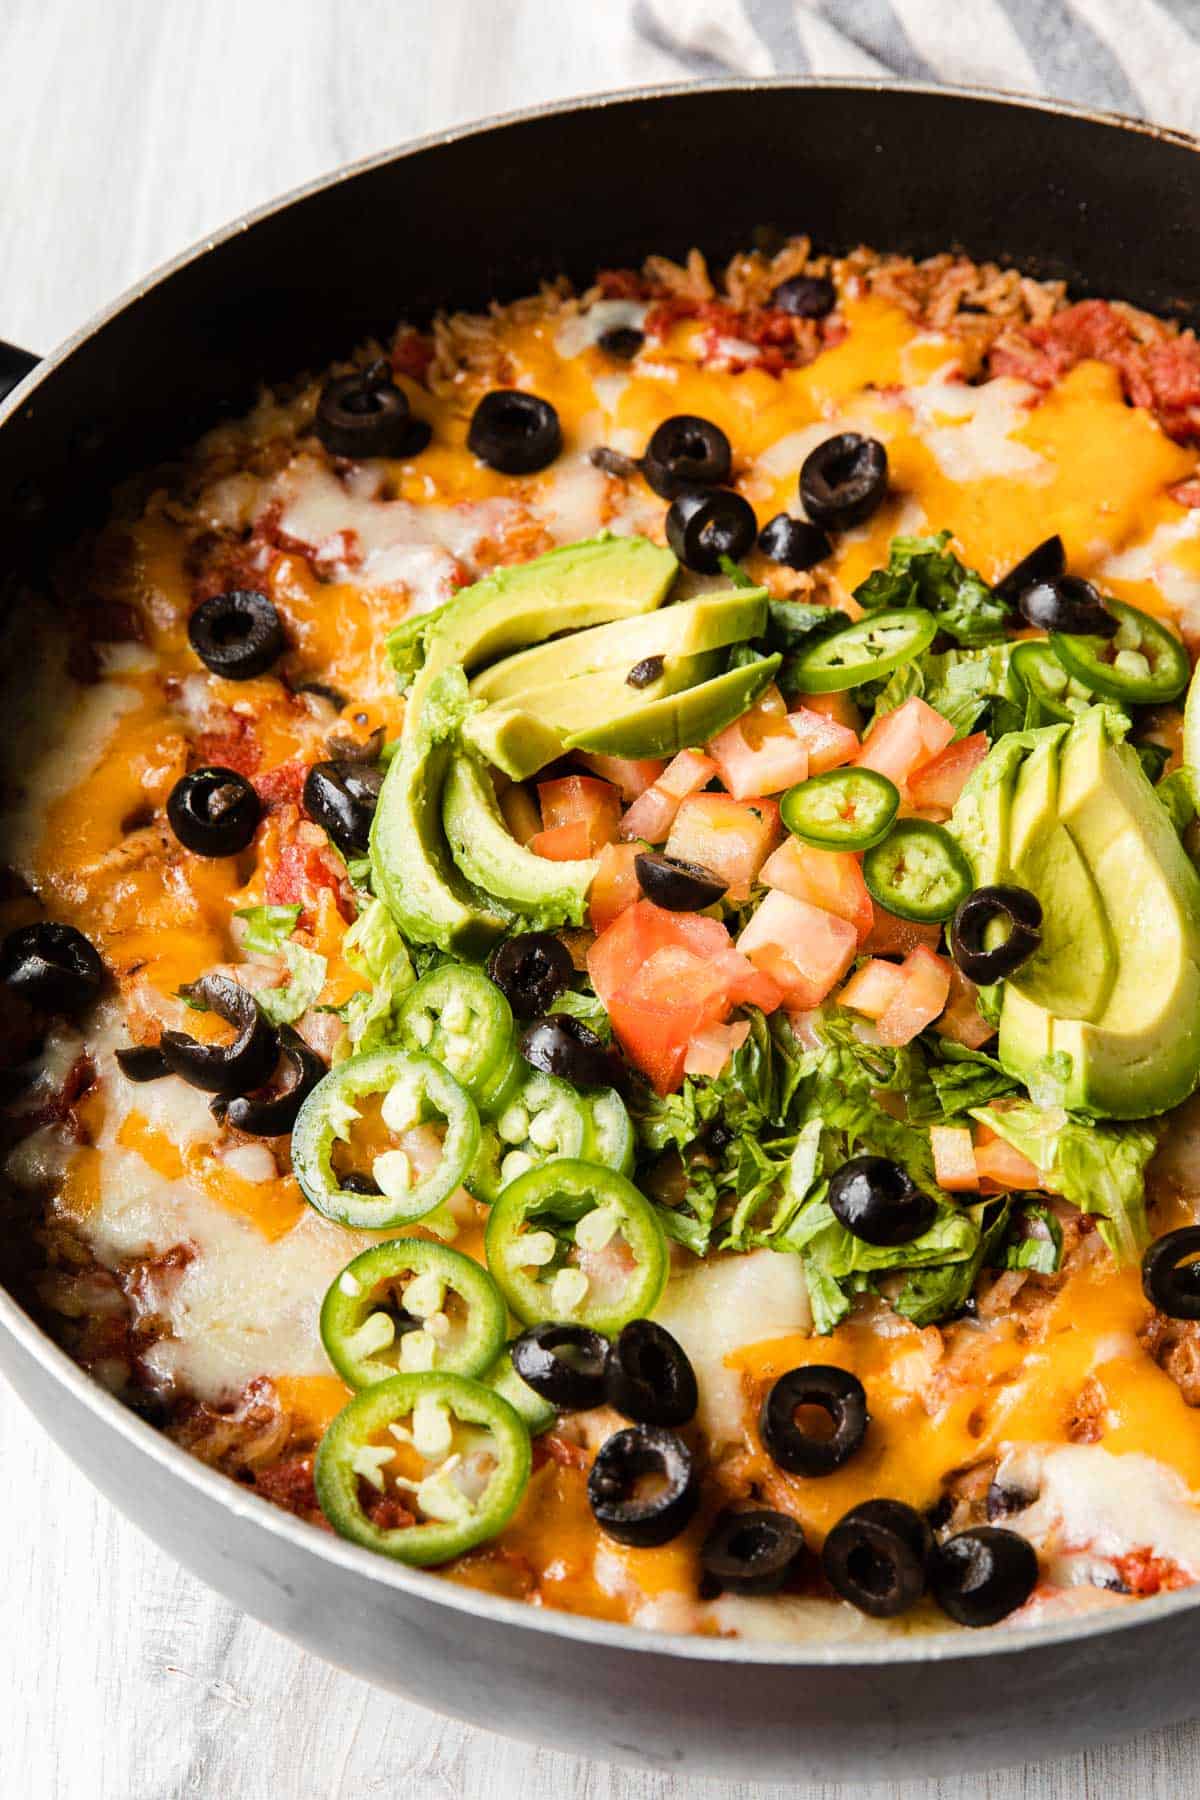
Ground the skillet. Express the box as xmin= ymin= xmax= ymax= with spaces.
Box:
xmin=3 ymin=80 xmax=1200 ymax=1780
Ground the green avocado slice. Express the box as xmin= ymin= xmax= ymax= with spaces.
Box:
xmin=562 ymin=656 xmax=783 ymax=760
xmin=469 ymin=587 xmax=767 ymax=704
xmin=442 ymin=758 xmax=596 ymax=928
xmin=398 ymin=535 xmax=678 ymax=745
xmin=370 ymin=671 xmax=510 ymax=954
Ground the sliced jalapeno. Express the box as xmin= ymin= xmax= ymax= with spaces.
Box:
xmin=864 ymin=819 xmax=973 ymax=923
xmin=781 ymin=768 xmax=900 ymax=851
xmin=485 ymin=1159 xmax=668 ymax=1335
xmin=314 ymin=1371 xmax=531 ymax=1565
xmin=1010 ymin=639 xmax=1109 ymax=725
xmin=320 ymin=1239 xmax=507 ymax=1387
xmin=584 ymin=1087 xmax=635 ymax=1176
xmin=480 ymin=1340 xmax=558 ymax=1435
xmin=467 ymin=1071 xmax=592 ymax=1203
xmin=292 ymin=1048 xmax=480 ymax=1230
xmin=1050 ymin=598 xmax=1189 ymax=705
xmin=787 ymin=608 xmax=937 ymax=695
xmin=396 ymin=964 xmax=521 ymax=1117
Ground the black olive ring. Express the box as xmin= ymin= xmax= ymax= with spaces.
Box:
xmin=221 ymin=1026 xmax=327 ymax=1136
xmin=188 ymin=589 xmax=285 ymax=681
xmin=1143 ymin=1227 xmax=1200 ymax=1320
xmin=115 ymin=1043 xmax=171 ymax=1082
xmin=159 ymin=974 xmax=279 ymax=1096
xmin=827 ymin=1154 xmax=936 ymax=1247
xmin=604 ymin=1318 xmax=698 ymax=1428
xmin=799 ymin=433 xmax=889 ymax=532
xmin=929 ymin=1526 xmax=1039 ymax=1628
xmin=993 ymin=534 xmax=1066 ymax=605
xmin=757 ymin=513 xmax=832 ymax=572
xmin=315 ymin=364 xmax=422 ymax=460
xmin=822 ymin=1498 xmax=933 ymax=1618
xmin=1018 ymin=575 xmax=1117 ymax=637
xmin=642 ymin=414 xmax=732 ymax=499
xmin=467 ymin=390 xmax=562 ymax=475
xmin=770 ymin=274 xmax=837 ymax=319
xmin=700 ymin=1509 xmax=807 ymax=1596
xmin=0 ymin=922 xmax=104 ymax=1016
xmin=587 ymin=1425 xmax=699 ymax=1547
xmin=488 ymin=933 xmax=574 ymax=1020
xmin=520 ymin=1013 xmax=615 ymax=1089
xmin=303 ymin=760 xmax=383 ymax=859
xmin=167 ymin=767 xmax=261 ymax=858
xmin=759 ymin=1365 xmax=869 ymax=1476
xmin=634 ymin=852 xmax=728 ymax=912
xmin=950 ymin=884 xmax=1043 ymax=985
xmin=665 ymin=487 xmax=757 ymax=574
xmin=512 ymin=1321 xmax=608 ymax=1410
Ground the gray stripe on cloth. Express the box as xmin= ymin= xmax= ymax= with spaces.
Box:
xmin=744 ymin=0 xmax=811 ymax=69
xmin=632 ymin=0 xmax=743 ymax=77
xmin=1000 ymin=0 xmax=1147 ymax=113
xmin=810 ymin=0 xmax=940 ymax=80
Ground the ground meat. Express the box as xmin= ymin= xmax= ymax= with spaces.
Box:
xmin=1066 ymin=1375 xmax=1107 ymax=1444
xmin=1111 ymin=1547 xmax=1192 ymax=1597
xmin=168 ymin=1375 xmax=292 ymax=1475
xmin=1140 ymin=1311 xmax=1200 ymax=1406
xmin=253 ymin=1452 xmax=325 ymax=1524
xmin=534 ymin=1433 xmax=589 ymax=1472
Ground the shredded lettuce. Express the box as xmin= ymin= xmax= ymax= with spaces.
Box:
xmin=255 ymin=941 xmax=328 ymax=1026
xmin=547 ymin=988 xmax=612 ymax=1042
xmin=234 ymin=903 xmax=302 ymax=954
xmin=854 ymin=530 xmax=1011 ymax=647
xmin=1002 ymin=1202 xmax=1063 ymax=1275
xmin=969 ymin=1101 xmax=1161 ymax=1263
xmin=872 ymin=644 xmax=1020 ymax=740
xmin=339 ymin=897 xmax=417 ymax=1054
xmin=915 ymin=1042 xmax=1020 ymax=1121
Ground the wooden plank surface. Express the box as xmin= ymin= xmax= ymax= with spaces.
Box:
xmin=2 ymin=3 xmax=1199 ymax=1794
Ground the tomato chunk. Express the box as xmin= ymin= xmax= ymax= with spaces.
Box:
xmin=839 ymin=957 xmax=904 ymax=1019
xmin=619 ymin=749 xmax=717 ymax=844
xmin=708 ymin=687 xmax=810 ymax=798
xmin=737 ymin=890 xmax=858 ymax=1009
xmin=589 ymin=841 xmax=643 ymax=934
xmin=973 ymin=1128 xmax=1043 ymax=1191
xmin=934 ymin=965 xmax=995 ymax=1050
xmin=931 ymin=1125 xmax=979 ymax=1192
xmin=786 ymin=705 xmax=860 ymax=774
xmin=797 ymin=689 xmax=863 ymax=733
xmin=574 ymin=753 xmax=667 ymax=802
xmin=908 ymin=732 xmax=988 ymax=813
xmin=875 ymin=945 xmax=953 ymax=1046
xmin=684 ymin=1019 xmax=750 ymax=1079
xmin=855 ymin=697 xmax=955 ymax=789
xmin=538 ymin=775 xmax=621 ymax=850
xmin=863 ymin=903 xmax=944 ymax=958
xmin=499 ymin=783 xmax=541 ymax=847
xmin=529 ymin=820 xmax=592 ymax=862
xmin=759 ymin=838 xmax=873 ymax=942
xmin=666 ymin=794 xmax=783 ymax=901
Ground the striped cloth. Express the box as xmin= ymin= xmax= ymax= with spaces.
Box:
xmin=634 ymin=0 xmax=1200 ymax=136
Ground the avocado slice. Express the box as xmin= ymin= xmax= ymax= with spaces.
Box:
xmin=370 ymin=670 xmax=510 ymax=954
xmin=563 ymin=655 xmax=783 ymax=759
xmin=469 ymin=588 xmax=768 ymax=704
xmin=999 ymin=707 xmax=1200 ymax=1118
xmin=1005 ymin=732 xmax=1116 ymax=1022
xmin=400 ymin=535 xmax=678 ymax=745
xmin=949 ymin=724 xmax=1066 ymax=887
xmin=442 ymin=757 xmax=595 ymax=927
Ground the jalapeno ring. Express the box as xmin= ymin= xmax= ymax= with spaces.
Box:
xmin=863 ymin=819 xmax=973 ymax=923
xmin=786 ymin=608 xmax=937 ymax=695
xmin=396 ymin=964 xmax=521 ymax=1117
xmin=320 ymin=1239 xmax=507 ymax=1387
xmin=780 ymin=768 xmax=900 ymax=851
xmin=1050 ymin=598 xmax=1189 ymax=705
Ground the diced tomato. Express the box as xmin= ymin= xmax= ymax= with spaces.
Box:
xmin=759 ymin=838 xmax=873 ymax=942
xmin=973 ymin=1128 xmax=1043 ymax=1191
xmin=935 ymin=965 xmax=996 ymax=1050
xmin=707 ymin=687 xmax=810 ymax=798
xmin=707 ymin=947 xmax=784 ymax=1013
xmin=875 ymin=945 xmax=953 ymax=1046
xmin=256 ymin=757 xmax=309 ymax=811
xmin=801 ymin=689 xmax=863 ymax=733
xmin=196 ymin=715 xmax=262 ymax=778
xmin=855 ymin=697 xmax=955 ymax=789
xmin=684 ymin=1019 xmax=750 ymax=1079
xmin=588 ymin=901 xmax=726 ymax=1011
xmin=529 ymin=821 xmax=592 ymax=862
xmin=589 ymin=841 xmax=643 ymax=934
xmin=500 ymin=783 xmax=541 ymax=847
xmin=931 ymin=1125 xmax=979 ymax=1193
xmin=263 ymin=831 xmax=350 ymax=923
xmin=786 ymin=705 xmax=860 ymax=774
xmin=737 ymin=890 xmax=858 ymax=1009
xmin=908 ymin=732 xmax=989 ymax=813
xmin=839 ymin=957 xmax=905 ymax=1019
xmin=537 ymin=775 xmax=621 ymax=853
xmin=862 ymin=904 xmax=945 ymax=958
xmin=665 ymin=793 xmax=783 ymax=901
xmin=619 ymin=749 xmax=717 ymax=844
xmin=574 ymin=753 xmax=667 ymax=802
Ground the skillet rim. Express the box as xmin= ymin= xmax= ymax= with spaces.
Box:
xmin=3 ymin=74 xmax=1200 ymax=1669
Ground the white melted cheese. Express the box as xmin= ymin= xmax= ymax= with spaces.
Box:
xmin=553 ymin=300 xmax=648 ymax=360
xmin=902 ymin=374 xmax=1047 ymax=483
xmin=1007 ymin=1444 xmax=1200 ymax=1576
xmin=1101 ymin=510 xmax=1200 ymax=635
xmin=1 ymin=676 xmax=140 ymax=874
xmin=652 ymin=1249 xmax=811 ymax=1449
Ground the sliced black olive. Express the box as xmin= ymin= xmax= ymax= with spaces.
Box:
xmin=1142 ymin=1226 xmax=1200 ymax=1320
xmin=0 ymin=923 xmax=104 ymax=1016
xmin=757 ymin=513 xmax=832 ymax=571
xmin=770 ymin=274 xmax=837 ymax=319
xmin=986 ymin=1475 xmax=1038 ymax=1521
xmin=992 ymin=534 xmax=1066 ymax=605
xmin=303 ymin=760 xmax=381 ymax=858
xmin=598 ymin=325 xmax=644 ymax=360
xmin=487 ymin=933 xmax=573 ymax=1020
xmin=605 ymin=1319 xmax=697 ymax=1427
xmin=467 ymin=390 xmax=562 ymax=474
xmin=822 ymin=1498 xmax=932 ymax=1618
xmin=340 ymin=1171 xmax=382 ymax=1195
xmin=327 ymin=725 xmax=386 ymax=765
xmin=666 ymin=488 xmax=757 ymax=574
xmin=512 ymin=1321 xmax=608 ymax=1409
xmin=950 ymin=884 xmax=1043 ymax=985
xmin=634 ymin=852 xmax=728 ymax=912
xmin=223 ymin=1026 xmax=326 ymax=1136
xmin=315 ymin=365 xmax=418 ymax=459
xmin=1018 ymin=575 xmax=1117 ymax=637
xmin=167 ymin=768 xmax=261 ymax=857
xmin=828 ymin=1155 xmax=935 ymax=1247
xmin=626 ymin=655 xmax=665 ymax=689
xmin=188 ymin=590 xmax=284 ymax=681
xmin=294 ymin=680 xmax=348 ymax=711
xmin=929 ymin=1526 xmax=1038 ymax=1627
xmin=519 ymin=1013 xmax=614 ymax=1088
xmin=587 ymin=1425 xmax=699 ymax=1547
xmin=642 ymin=415 xmax=732 ymax=500
xmin=759 ymin=1365 xmax=868 ymax=1476
xmin=159 ymin=974 xmax=278 ymax=1096
xmin=115 ymin=1043 xmax=170 ymax=1082
xmin=589 ymin=446 xmax=641 ymax=479
xmin=700 ymin=1509 xmax=807 ymax=1596
xmin=799 ymin=434 xmax=888 ymax=531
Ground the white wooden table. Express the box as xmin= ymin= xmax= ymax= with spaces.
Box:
xmin=3 ymin=4 xmax=1200 ymax=1793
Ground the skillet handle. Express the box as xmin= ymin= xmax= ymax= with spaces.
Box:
xmin=0 ymin=340 xmax=39 ymax=404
